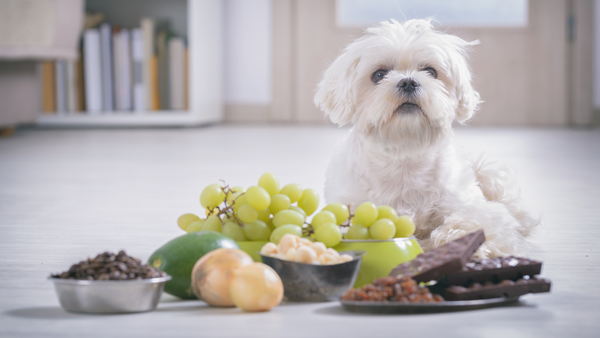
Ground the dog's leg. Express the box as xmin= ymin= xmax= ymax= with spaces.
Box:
xmin=422 ymin=200 xmax=531 ymax=258
xmin=472 ymin=156 xmax=540 ymax=238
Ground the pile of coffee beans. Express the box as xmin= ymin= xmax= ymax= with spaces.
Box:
xmin=51 ymin=250 xmax=167 ymax=281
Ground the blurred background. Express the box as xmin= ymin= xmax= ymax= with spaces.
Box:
xmin=0 ymin=0 xmax=597 ymax=130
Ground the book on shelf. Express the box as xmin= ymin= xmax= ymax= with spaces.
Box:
xmin=157 ymin=29 xmax=170 ymax=110
xmin=184 ymin=47 xmax=189 ymax=110
xmin=41 ymin=61 xmax=56 ymax=113
xmin=113 ymin=28 xmax=132 ymax=111
xmin=169 ymin=37 xmax=185 ymax=110
xmin=40 ymin=16 xmax=188 ymax=115
xmin=83 ymin=28 xmax=102 ymax=113
xmin=100 ymin=23 xmax=115 ymax=112
xmin=65 ymin=60 xmax=78 ymax=112
xmin=140 ymin=18 xmax=154 ymax=111
xmin=54 ymin=61 xmax=67 ymax=113
xmin=76 ymin=51 xmax=85 ymax=112
xmin=131 ymin=28 xmax=145 ymax=112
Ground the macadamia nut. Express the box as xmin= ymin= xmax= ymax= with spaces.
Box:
xmin=259 ymin=235 xmax=353 ymax=265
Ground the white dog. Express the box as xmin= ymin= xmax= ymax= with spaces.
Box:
xmin=314 ymin=19 xmax=538 ymax=258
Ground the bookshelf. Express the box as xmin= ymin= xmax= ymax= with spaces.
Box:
xmin=36 ymin=0 xmax=223 ymax=127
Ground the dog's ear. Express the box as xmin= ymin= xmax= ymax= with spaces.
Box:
xmin=450 ymin=39 xmax=481 ymax=124
xmin=314 ymin=49 xmax=362 ymax=126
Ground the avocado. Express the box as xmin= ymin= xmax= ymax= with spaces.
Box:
xmin=148 ymin=231 xmax=239 ymax=299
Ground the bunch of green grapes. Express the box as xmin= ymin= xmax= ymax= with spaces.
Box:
xmin=176 ymin=173 xmax=320 ymax=244
xmin=176 ymin=172 xmax=416 ymax=249
xmin=343 ymin=202 xmax=416 ymax=241
xmin=306 ymin=202 xmax=416 ymax=248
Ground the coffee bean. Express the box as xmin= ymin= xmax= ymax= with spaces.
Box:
xmin=50 ymin=251 xmax=166 ymax=281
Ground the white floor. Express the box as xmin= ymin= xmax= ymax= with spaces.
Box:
xmin=0 ymin=124 xmax=599 ymax=337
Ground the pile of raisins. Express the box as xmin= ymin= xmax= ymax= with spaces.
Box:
xmin=341 ymin=275 xmax=444 ymax=302
xmin=51 ymin=250 xmax=166 ymax=281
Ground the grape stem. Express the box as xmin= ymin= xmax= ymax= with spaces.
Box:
xmin=302 ymin=223 xmax=314 ymax=237
xmin=204 ymin=181 xmax=245 ymax=227
xmin=341 ymin=204 xmax=354 ymax=228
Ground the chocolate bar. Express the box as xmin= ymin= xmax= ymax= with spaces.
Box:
xmin=444 ymin=256 xmax=542 ymax=285
xmin=443 ymin=277 xmax=551 ymax=300
xmin=390 ymin=229 xmax=485 ymax=283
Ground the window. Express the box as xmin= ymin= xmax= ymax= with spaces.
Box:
xmin=336 ymin=0 xmax=528 ymax=27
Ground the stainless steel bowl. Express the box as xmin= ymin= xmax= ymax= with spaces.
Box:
xmin=261 ymin=250 xmax=365 ymax=302
xmin=49 ymin=276 xmax=171 ymax=314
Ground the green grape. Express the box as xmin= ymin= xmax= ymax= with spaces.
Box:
xmin=345 ymin=224 xmax=369 ymax=240
xmin=237 ymin=204 xmax=258 ymax=223
xmin=243 ymin=220 xmax=272 ymax=241
xmin=289 ymin=205 xmax=307 ymax=221
xmin=222 ymin=212 xmax=235 ymax=223
xmin=298 ymin=188 xmax=319 ymax=216
xmin=232 ymin=194 xmax=248 ymax=212
xmin=395 ymin=215 xmax=416 ymax=237
xmin=311 ymin=210 xmax=337 ymax=230
xmin=280 ymin=183 xmax=303 ymax=203
xmin=269 ymin=224 xmax=303 ymax=244
xmin=222 ymin=222 xmax=248 ymax=241
xmin=177 ymin=213 xmax=200 ymax=231
xmin=323 ymin=203 xmax=350 ymax=225
xmin=200 ymin=184 xmax=225 ymax=209
xmin=272 ymin=209 xmax=304 ymax=228
xmin=202 ymin=215 xmax=222 ymax=232
xmin=369 ymin=218 xmax=396 ymax=240
xmin=269 ymin=194 xmax=291 ymax=215
xmin=265 ymin=218 xmax=275 ymax=231
xmin=257 ymin=208 xmax=271 ymax=223
xmin=258 ymin=172 xmax=280 ymax=196
xmin=314 ymin=223 xmax=342 ymax=248
xmin=186 ymin=220 xmax=205 ymax=233
xmin=354 ymin=202 xmax=378 ymax=227
xmin=245 ymin=185 xmax=271 ymax=210
xmin=227 ymin=191 xmax=244 ymax=206
xmin=231 ymin=186 xmax=245 ymax=194
xmin=377 ymin=205 xmax=399 ymax=223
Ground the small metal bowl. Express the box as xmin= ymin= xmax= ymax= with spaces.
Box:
xmin=260 ymin=250 xmax=365 ymax=302
xmin=49 ymin=276 xmax=171 ymax=314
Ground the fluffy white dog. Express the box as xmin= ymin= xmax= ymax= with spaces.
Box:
xmin=314 ymin=19 xmax=538 ymax=258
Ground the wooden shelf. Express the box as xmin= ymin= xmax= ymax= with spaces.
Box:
xmin=37 ymin=110 xmax=216 ymax=127
xmin=36 ymin=0 xmax=223 ymax=127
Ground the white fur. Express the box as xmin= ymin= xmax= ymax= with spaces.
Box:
xmin=315 ymin=19 xmax=538 ymax=258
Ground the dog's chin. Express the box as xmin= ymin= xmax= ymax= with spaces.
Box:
xmin=395 ymin=102 xmax=422 ymax=115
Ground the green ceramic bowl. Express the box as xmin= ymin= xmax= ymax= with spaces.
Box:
xmin=333 ymin=237 xmax=423 ymax=288
xmin=236 ymin=241 xmax=268 ymax=262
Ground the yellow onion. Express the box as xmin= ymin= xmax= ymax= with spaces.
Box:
xmin=191 ymin=248 xmax=253 ymax=307
xmin=229 ymin=262 xmax=284 ymax=312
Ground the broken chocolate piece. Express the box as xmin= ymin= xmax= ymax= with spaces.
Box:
xmin=444 ymin=256 xmax=542 ymax=285
xmin=443 ymin=277 xmax=551 ymax=300
xmin=390 ymin=229 xmax=486 ymax=283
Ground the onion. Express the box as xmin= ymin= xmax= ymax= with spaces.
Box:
xmin=191 ymin=248 xmax=253 ymax=307
xmin=228 ymin=263 xmax=284 ymax=312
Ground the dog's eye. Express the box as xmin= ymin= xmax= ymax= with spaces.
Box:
xmin=423 ymin=67 xmax=438 ymax=79
xmin=371 ymin=69 xmax=389 ymax=84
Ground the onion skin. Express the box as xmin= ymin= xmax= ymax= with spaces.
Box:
xmin=191 ymin=248 xmax=253 ymax=307
xmin=229 ymin=263 xmax=284 ymax=312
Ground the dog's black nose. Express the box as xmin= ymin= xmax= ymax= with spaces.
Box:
xmin=398 ymin=77 xmax=420 ymax=94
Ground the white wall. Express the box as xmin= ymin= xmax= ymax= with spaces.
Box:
xmin=223 ymin=0 xmax=272 ymax=105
